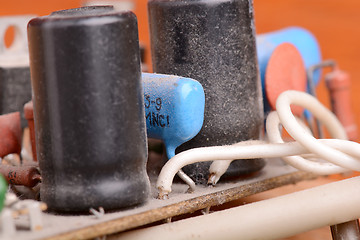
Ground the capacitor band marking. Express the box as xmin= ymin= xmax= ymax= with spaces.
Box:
xmin=145 ymin=94 xmax=170 ymax=128
xmin=146 ymin=112 xmax=170 ymax=128
xmin=145 ymin=95 xmax=162 ymax=111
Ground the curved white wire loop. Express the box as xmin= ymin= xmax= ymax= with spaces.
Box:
xmin=275 ymin=90 xmax=360 ymax=171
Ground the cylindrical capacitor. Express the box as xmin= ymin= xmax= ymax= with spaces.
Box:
xmin=148 ymin=0 xmax=265 ymax=184
xmin=0 ymin=165 xmax=41 ymax=188
xmin=325 ymin=69 xmax=358 ymax=141
xmin=27 ymin=6 xmax=150 ymax=212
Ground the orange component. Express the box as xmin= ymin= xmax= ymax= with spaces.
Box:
xmin=265 ymin=43 xmax=307 ymax=116
xmin=24 ymin=101 xmax=37 ymax=161
xmin=0 ymin=112 xmax=22 ymax=157
xmin=325 ymin=69 xmax=358 ymax=141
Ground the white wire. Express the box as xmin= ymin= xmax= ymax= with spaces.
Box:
xmin=266 ymin=111 xmax=348 ymax=175
xmin=157 ymin=139 xmax=360 ymax=196
xmin=276 ymin=90 xmax=360 ymax=171
xmin=156 ymin=142 xmax=307 ymax=196
xmin=176 ymin=169 xmax=196 ymax=193
xmin=156 ymin=90 xmax=360 ymax=198
xmin=208 ymin=140 xmax=267 ymax=185
xmin=208 ymin=117 xmax=313 ymax=185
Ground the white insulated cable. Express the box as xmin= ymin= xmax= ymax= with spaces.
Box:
xmin=266 ymin=111 xmax=348 ymax=175
xmin=157 ymin=139 xmax=360 ymax=197
xmin=176 ymin=169 xmax=196 ymax=193
xmin=276 ymin=90 xmax=360 ymax=171
xmin=156 ymin=90 xmax=360 ymax=198
xmin=157 ymin=142 xmax=309 ymax=198
xmin=208 ymin=140 xmax=265 ymax=185
xmin=208 ymin=117 xmax=313 ymax=185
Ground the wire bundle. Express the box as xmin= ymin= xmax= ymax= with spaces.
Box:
xmin=156 ymin=90 xmax=360 ymax=199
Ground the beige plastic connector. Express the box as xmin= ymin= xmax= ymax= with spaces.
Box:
xmin=0 ymin=15 xmax=36 ymax=67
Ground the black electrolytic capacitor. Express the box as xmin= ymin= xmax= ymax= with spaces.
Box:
xmin=148 ymin=0 xmax=265 ymax=184
xmin=27 ymin=6 xmax=150 ymax=212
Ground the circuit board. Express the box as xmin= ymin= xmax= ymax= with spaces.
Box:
xmin=12 ymin=160 xmax=316 ymax=240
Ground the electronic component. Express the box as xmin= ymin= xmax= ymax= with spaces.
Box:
xmin=307 ymin=60 xmax=358 ymax=141
xmin=257 ymin=27 xmax=322 ymax=93
xmin=148 ymin=0 xmax=265 ymax=184
xmin=143 ymin=72 xmax=205 ymax=191
xmin=265 ymin=43 xmax=307 ymax=116
xmin=27 ymin=6 xmax=150 ymax=212
xmin=326 ymin=69 xmax=358 ymax=141
xmin=142 ymin=73 xmax=205 ymax=159
xmin=0 ymin=165 xmax=41 ymax=188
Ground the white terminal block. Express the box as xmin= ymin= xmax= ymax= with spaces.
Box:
xmin=0 ymin=15 xmax=35 ymax=67
xmin=0 ymin=15 xmax=35 ymax=119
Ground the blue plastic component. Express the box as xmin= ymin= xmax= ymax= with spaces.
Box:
xmin=257 ymin=27 xmax=322 ymax=112
xmin=142 ymin=73 xmax=205 ymax=159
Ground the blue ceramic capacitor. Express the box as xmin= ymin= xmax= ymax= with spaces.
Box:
xmin=256 ymin=27 xmax=322 ymax=112
xmin=142 ymin=73 xmax=205 ymax=159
